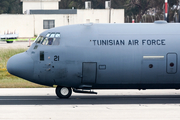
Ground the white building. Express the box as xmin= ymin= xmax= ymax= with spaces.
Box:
xmin=21 ymin=0 xmax=61 ymax=13
xmin=0 ymin=1 xmax=124 ymax=38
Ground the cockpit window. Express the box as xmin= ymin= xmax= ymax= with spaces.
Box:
xmin=55 ymin=33 xmax=60 ymax=38
xmin=47 ymin=38 xmax=54 ymax=45
xmin=40 ymin=37 xmax=46 ymax=44
xmin=49 ymin=33 xmax=55 ymax=38
xmin=36 ymin=32 xmax=60 ymax=46
xmin=35 ymin=36 xmax=43 ymax=43
xmin=42 ymin=38 xmax=48 ymax=45
xmin=53 ymin=38 xmax=60 ymax=45
xmin=46 ymin=33 xmax=50 ymax=37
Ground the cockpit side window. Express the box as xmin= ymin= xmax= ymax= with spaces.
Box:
xmin=42 ymin=38 xmax=48 ymax=45
xmin=40 ymin=37 xmax=46 ymax=44
xmin=47 ymin=38 xmax=54 ymax=45
xmin=35 ymin=36 xmax=43 ymax=43
xmin=52 ymin=38 xmax=60 ymax=45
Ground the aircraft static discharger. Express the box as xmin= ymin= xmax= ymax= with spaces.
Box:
xmin=6 ymin=21 xmax=180 ymax=98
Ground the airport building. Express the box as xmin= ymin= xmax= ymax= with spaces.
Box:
xmin=0 ymin=0 xmax=124 ymax=38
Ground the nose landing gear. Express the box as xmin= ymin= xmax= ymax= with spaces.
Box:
xmin=55 ymin=86 xmax=72 ymax=98
xmin=55 ymin=85 xmax=97 ymax=98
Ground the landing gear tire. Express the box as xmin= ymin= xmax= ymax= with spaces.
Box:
xmin=56 ymin=86 xmax=72 ymax=99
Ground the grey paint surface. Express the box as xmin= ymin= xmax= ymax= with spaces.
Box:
xmin=7 ymin=22 xmax=180 ymax=89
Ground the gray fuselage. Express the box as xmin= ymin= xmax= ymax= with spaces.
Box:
xmin=7 ymin=22 xmax=180 ymax=89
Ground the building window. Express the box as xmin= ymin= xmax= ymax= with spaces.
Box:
xmin=95 ymin=19 xmax=99 ymax=23
xmin=86 ymin=19 xmax=90 ymax=23
xmin=43 ymin=20 xmax=55 ymax=29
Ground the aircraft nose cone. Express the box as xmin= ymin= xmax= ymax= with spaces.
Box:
xmin=7 ymin=52 xmax=34 ymax=80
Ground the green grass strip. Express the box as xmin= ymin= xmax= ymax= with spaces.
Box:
xmin=0 ymin=48 xmax=48 ymax=88
xmin=6 ymin=38 xmax=36 ymax=41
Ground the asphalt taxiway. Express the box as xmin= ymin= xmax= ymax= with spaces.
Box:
xmin=0 ymin=88 xmax=180 ymax=120
xmin=0 ymin=41 xmax=30 ymax=49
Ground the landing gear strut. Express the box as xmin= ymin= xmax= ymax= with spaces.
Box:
xmin=55 ymin=86 xmax=72 ymax=99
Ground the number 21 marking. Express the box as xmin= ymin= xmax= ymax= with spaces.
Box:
xmin=54 ymin=55 xmax=59 ymax=61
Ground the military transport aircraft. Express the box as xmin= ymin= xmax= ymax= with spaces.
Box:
xmin=6 ymin=20 xmax=180 ymax=98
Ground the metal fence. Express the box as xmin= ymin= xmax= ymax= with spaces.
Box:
xmin=125 ymin=14 xmax=165 ymax=23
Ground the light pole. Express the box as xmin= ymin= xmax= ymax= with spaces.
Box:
xmin=164 ymin=0 xmax=168 ymax=21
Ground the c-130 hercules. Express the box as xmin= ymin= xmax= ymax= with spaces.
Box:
xmin=6 ymin=20 xmax=180 ymax=98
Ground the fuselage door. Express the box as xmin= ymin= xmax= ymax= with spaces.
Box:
xmin=166 ymin=53 xmax=177 ymax=74
xmin=82 ymin=62 xmax=97 ymax=84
